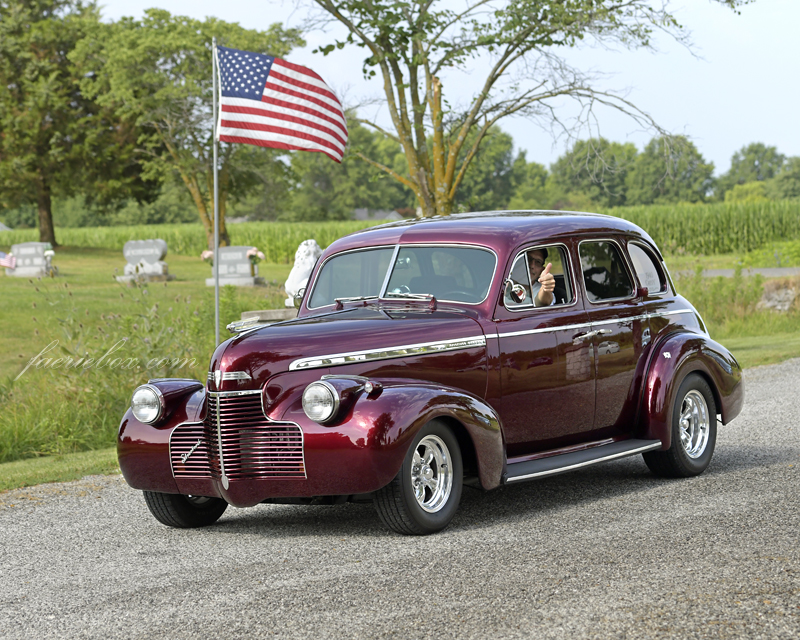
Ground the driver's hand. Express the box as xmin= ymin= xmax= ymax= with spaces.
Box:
xmin=539 ymin=263 xmax=555 ymax=293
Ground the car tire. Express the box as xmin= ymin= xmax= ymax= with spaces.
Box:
xmin=373 ymin=420 xmax=463 ymax=535
xmin=643 ymin=373 xmax=717 ymax=478
xmin=143 ymin=491 xmax=228 ymax=528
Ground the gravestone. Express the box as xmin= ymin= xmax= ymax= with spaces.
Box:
xmin=116 ymin=239 xmax=175 ymax=283
xmin=205 ymin=246 xmax=265 ymax=287
xmin=5 ymin=242 xmax=56 ymax=277
xmin=284 ymin=239 xmax=322 ymax=307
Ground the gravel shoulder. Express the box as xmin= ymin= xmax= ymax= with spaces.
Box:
xmin=1 ymin=360 xmax=798 ymax=639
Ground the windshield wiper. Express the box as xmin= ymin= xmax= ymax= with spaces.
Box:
xmin=334 ymin=295 xmax=379 ymax=309
xmin=384 ymin=292 xmax=434 ymax=300
xmin=335 ymin=295 xmax=379 ymax=303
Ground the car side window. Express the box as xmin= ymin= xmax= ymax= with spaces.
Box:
xmin=579 ymin=241 xmax=634 ymax=303
xmin=506 ymin=245 xmax=573 ymax=309
xmin=628 ymin=242 xmax=667 ymax=294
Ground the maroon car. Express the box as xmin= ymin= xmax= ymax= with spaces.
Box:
xmin=119 ymin=211 xmax=744 ymax=534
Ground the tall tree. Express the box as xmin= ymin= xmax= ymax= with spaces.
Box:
xmin=626 ymin=136 xmax=714 ymax=205
xmin=548 ymin=138 xmax=638 ymax=208
xmin=0 ymin=0 xmax=145 ymax=245
xmin=73 ymin=10 xmax=303 ymax=248
xmin=507 ymin=158 xmax=549 ymax=210
xmin=290 ymin=121 xmax=413 ymax=220
xmin=767 ymin=157 xmax=800 ymax=200
xmin=452 ymin=128 xmax=526 ymax=212
xmin=310 ymin=0 xmax=750 ymax=217
xmin=717 ymin=142 xmax=785 ymax=198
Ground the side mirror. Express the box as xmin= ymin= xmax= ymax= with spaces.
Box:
xmin=504 ymin=279 xmax=526 ymax=304
xmin=293 ymin=287 xmax=306 ymax=309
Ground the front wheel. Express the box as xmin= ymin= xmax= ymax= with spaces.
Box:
xmin=143 ymin=491 xmax=228 ymax=528
xmin=643 ymin=373 xmax=717 ymax=478
xmin=373 ymin=420 xmax=463 ymax=535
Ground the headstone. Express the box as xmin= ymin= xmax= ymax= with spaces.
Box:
xmin=116 ymin=239 xmax=175 ymax=283
xmin=284 ymin=239 xmax=322 ymax=307
xmin=5 ymin=242 xmax=56 ymax=277
xmin=205 ymin=246 xmax=265 ymax=287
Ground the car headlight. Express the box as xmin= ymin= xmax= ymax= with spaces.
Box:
xmin=131 ymin=385 xmax=164 ymax=424
xmin=302 ymin=381 xmax=339 ymax=423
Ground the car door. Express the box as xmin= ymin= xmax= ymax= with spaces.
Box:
xmin=578 ymin=238 xmax=649 ymax=433
xmin=494 ymin=242 xmax=595 ymax=457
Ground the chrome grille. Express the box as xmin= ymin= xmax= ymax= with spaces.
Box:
xmin=170 ymin=391 xmax=305 ymax=480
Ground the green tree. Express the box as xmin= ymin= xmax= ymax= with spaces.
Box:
xmin=310 ymin=0 xmax=748 ymax=217
xmin=289 ymin=121 xmax=414 ymax=220
xmin=453 ymin=128 xmax=526 ymax=212
xmin=767 ymin=157 xmax=800 ymax=200
xmin=717 ymin=142 xmax=785 ymax=198
xmin=724 ymin=181 xmax=768 ymax=203
xmin=547 ymin=138 xmax=638 ymax=208
xmin=507 ymin=158 xmax=549 ymax=210
xmin=625 ymin=136 xmax=714 ymax=205
xmin=0 ymin=0 xmax=147 ymax=245
xmin=73 ymin=10 xmax=303 ymax=247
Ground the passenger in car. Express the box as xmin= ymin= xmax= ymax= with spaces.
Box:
xmin=527 ymin=249 xmax=556 ymax=307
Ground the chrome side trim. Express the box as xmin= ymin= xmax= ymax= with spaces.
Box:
xmin=492 ymin=308 xmax=695 ymax=339
xmin=289 ymin=335 xmax=487 ymax=371
xmin=505 ymin=441 xmax=661 ymax=483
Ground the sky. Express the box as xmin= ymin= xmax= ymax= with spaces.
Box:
xmin=99 ymin=0 xmax=800 ymax=176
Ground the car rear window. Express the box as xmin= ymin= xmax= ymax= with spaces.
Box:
xmin=579 ymin=241 xmax=634 ymax=302
xmin=628 ymin=242 xmax=667 ymax=294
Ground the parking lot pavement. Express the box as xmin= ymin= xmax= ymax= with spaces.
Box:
xmin=1 ymin=359 xmax=798 ymax=639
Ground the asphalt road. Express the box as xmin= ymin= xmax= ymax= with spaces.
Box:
xmin=1 ymin=360 xmax=798 ymax=639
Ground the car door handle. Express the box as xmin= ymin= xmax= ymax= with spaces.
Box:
xmin=574 ymin=328 xmax=613 ymax=341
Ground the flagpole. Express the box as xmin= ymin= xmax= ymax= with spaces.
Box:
xmin=212 ymin=37 xmax=220 ymax=346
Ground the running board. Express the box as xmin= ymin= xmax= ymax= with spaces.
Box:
xmin=503 ymin=439 xmax=662 ymax=484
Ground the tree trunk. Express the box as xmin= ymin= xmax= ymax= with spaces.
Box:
xmin=36 ymin=176 xmax=57 ymax=246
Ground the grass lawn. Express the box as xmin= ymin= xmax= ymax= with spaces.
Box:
xmin=0 ymin=447 xmax=118 ymax=492
xmin=1 ymin=246 xmax=292 ymax=378
xmin=719 ymin=332 xmax=800 ymax=369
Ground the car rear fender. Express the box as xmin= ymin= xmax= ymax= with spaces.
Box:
xmin=639 ymin=332 xmax=744 ymax=449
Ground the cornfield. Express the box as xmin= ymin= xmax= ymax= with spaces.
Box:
xmin=603 ymin=200 xmax=800 ymax=255
xmin=0 ymin=220 xmax=388 ymax=263
xmin=2 ymin=200 xmax=800 ymax=258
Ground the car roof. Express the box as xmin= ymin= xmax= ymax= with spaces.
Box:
xmin=324 ymin=210 xmax=661 ymax=260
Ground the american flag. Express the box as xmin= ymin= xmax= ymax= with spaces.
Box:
xmin=216 ymin=46 xmax=348 ymax=163
xmin=0 ymin=251 xmax=16 ymax=269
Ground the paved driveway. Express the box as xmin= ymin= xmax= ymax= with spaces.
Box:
xmin=1 ymin=360 xmax=798 ymax=639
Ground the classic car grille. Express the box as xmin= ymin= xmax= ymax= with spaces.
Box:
xmin=170 ymin=392 xmax=305 ymax=480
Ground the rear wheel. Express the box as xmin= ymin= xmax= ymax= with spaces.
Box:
xmin=643 ymin=374 xmax=717 ymax=478
xmin=143 ymin=491 xmax=228 ymax=528
xmin=373 ymin=420 xmax=463 ymax=535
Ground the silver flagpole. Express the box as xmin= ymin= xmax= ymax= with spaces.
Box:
xmin=212 ymin=37 xmax=220 ymax=345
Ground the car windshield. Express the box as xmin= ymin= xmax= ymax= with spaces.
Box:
xmin=308 ymin=245 xmax=496 ymax=308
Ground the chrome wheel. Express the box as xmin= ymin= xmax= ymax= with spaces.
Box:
xmin=411 ymin=435 xmax=454 ymax=513
xmin=679 ymin=390 xmax=710 ymax=459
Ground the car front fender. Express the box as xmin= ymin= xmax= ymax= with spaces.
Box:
xmin=118 ymin=379 xmax=205 ymax=494
xmin=639 ymin=332 xmax=744 ymax=449
xmin=279 ymin=378 xmax=505 ymax=491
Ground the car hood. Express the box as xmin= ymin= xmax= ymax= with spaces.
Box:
xmin=208 ymin=305 xmax=485 ymax=391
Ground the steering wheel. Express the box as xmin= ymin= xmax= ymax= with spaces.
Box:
xmin=389 ymin=285 xmax=411 ymax=294
xmin=440 ymin=289 xmax=481 ymax=302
